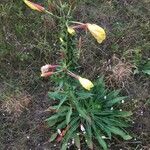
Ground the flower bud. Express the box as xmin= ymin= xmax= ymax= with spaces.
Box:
xmin=23 ymin=0 xmax=45 ymax=12
xmin=86 ymin=23 xmax=106 ymax=43
xmin=78 ymin=77 xmax=94 ymax=90
xmin=67 ymin=27 xmax=76 ymax=35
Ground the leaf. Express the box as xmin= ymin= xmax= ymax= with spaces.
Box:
xmin=96 ymin=134 xmax=107 ymax=150
xmin=106 ymin=96 xmax=126 ymax=107
xmin=85 ymin=122 xmax=93 ymax=149
xmin=47 ymin=119 xmax=59 ymax=127
xmin=77 ymin=106 xmax=91 ymax=123
xmin=92 ymin=123 xmax=108 ymax=150
xmin=77 ymin=92 xmax=93 ymax=99
xmin=66 ymin=107 xmax=72 ymax=125
xmin=61 ymin=142 xmax=67 ymax=150
xmin=49 ymin=132 xmax=58 ymax=142
xmin=107 ymin=90 xmax=120 ymax=99
xmin=70 ymin=92 xmax=91 ymax=123
xmin=61 ymin=117 xmax=79 ymax=150
xmin=74 ymin=134 xmax=80 ymax=149
xmin=94 ymin=117 xmax=111 ymax=139
xmin=48 ymin=91 xmax=65 ymax=100
xmin=142 ymin=70 xmax=150 ymax=75
xmin=108 ymin=126 xmax=132 ymax=140
xmin=114 ymin=111 xmax=133 ymax=117
xmin=57 ymin=96 xmax=67 ymax=110
xmin=45 ymin=111 xmax=66 ymax=122
xmin=57 ymin=120 xmax=66 ymax=129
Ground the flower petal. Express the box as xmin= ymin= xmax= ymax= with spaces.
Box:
xmin=78 ymin=77 xmax=94 ymax=90
xmin=23 ymin=0 xmax=45 ymax=12
xmin=87 ymin=23 xmax=106 ymax=43
xmin=67 ymin=27 xmax=76 ymax=35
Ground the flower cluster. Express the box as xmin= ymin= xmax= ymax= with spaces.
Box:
xmin=67 ymin=23 xmax=106 ymax=43
xmin=41 ymin=64 xmax=94 ymax=91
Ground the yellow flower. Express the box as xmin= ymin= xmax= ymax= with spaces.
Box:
xmin=67 ymin=27 xmax=76 ymax=35
xmin=78 ymin=77 xmax=94 ymax=90
xmin=86 ymin=23 xmax=106 ymax=43
xmin=23 ymin=0 xmax=45 ymax=12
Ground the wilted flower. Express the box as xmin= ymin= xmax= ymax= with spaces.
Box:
xmin=78 ymin=77 xmax=94 ymax=90
xmin=23 ymin=0 xmax=45 ymax=12
xmin=68 ymin=22 xmax=106 ymax=43
xmin=41 ymin=64 xmax=58 ymax=77
xmin=67 ymin=27 xmax=76 ymax=35
xmin=86 ymin=23 xmax=106 ymax=43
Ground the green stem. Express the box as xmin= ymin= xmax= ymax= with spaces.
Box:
xmin=45 ymin=10 xmax=61 ymax=19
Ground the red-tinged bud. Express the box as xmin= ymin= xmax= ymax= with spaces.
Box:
xmin=49 ymin=65 xmax=59 ymax=69
xmin=23 ymin=0 xmax=45 ymax=12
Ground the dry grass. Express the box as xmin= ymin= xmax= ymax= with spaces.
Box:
xmin=1 ymin=90 xmax=31 ymax=118
xmin=104 ymin=55 xmax=134 ymax=88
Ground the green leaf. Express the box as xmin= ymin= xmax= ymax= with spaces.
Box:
xmin=142 ymin=70 xmax=150 ymax=75
xmin=57 ymin=120 xmax=66 ymax=129
xmin=77 ymin=106 xmax=91 ymax=123
xmin=57 ymin=96 xmax=67 ymax=110
xmin=94 ymin=117 xmax=112 ymax=139
xmin=49 ymin=132 xmax=58 ymax=142
xmin=77 ymin=92 xmax=93 ymax=99
xmin=108 ymin=126 xmax=132 ymax=140
xmin=114 ymin=111 xmax=133 ymax=117
xmin=66 ymin=107 xmax=72 ymax=125
xmin=70 ymin=92 xmax=91 ymax=123
xmin=74 ymin=134 xmax=80 ymax=149
xmin=85 ymin=122 xmax=93 ymax=149
xmin=48 ymin=91 xmax=65 ymax=100
xmin=61 ymin=142 xmax=67 ymax=150
xmin=106 ymin=96 xmax=126 ymax=107
xmin=107 ymin=90 xmax=120 ymax=98
xmin=92 ymin=123 xmax=108 ymax=150
xmin=80 ymin=92 xmax=93 ymax=98
xmin=96 ymin=134 xmax=107 ymax=150
xmin=47 ymin=118 xmax=60 ymax=127
xmin=61 ymin=118 xmax=79 ymax=150
xmin=45 ymin=111 xmax=66 ymax=122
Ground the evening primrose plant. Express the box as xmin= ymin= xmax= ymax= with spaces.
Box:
xmin=23 ymin=0 xmax=132 ymax=149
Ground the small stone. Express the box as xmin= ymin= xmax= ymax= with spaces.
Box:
xmin=110 ymin=107 xmax=113 ymax=110
xmin=72 ymin=139 xmax=75 ymax=144
xmin=101 ymin=136 xmax=106 ymax=139
xmin=121 ymin=100 xmax=125 ymax=103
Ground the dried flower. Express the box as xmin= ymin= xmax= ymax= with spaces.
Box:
xmin=86 ymin=23 xmax=106 ymax=43
xmin=23 ymin=0 xmax=45 ymax=12
xmin=41 ymin=64 xmax=58 ymax=77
